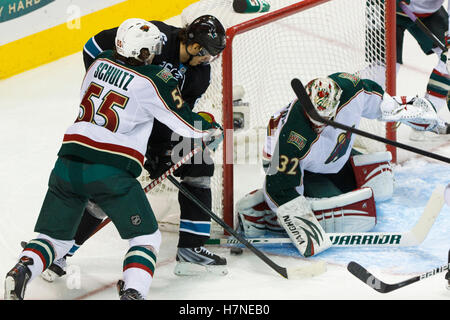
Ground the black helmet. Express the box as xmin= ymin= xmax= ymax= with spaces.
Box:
xmin=186 ymin=15 xmax=226 ymax=56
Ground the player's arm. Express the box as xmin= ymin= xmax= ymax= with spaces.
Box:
xmin=83 ymin=27 xmax=118 ymax=70
xmin=263 ymin=103 xmax=315 ymax=210
xmin=142 ymin=73 xmax=214 ymax=139
xmin=181 ymin=65 xmax=212 ymax=109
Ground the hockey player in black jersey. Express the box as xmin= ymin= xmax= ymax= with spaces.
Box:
xmin=41 ymin=15 xmax=227 ymax=280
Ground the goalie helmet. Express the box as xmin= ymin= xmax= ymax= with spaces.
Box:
xmin=186 ymin=15 xmax=226 ymax=56
xmin=115 ymin=18 xmax=163 ymax=60
xmin=305 ymin=77 xmax=343 ymax=132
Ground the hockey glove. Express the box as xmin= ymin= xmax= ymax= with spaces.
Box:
xmin=379 ymin=94 xmax=441 ymax=132
xmin=197 ymin=111 xmax=224 ymax=152
xmin=144 ymin=143 xmax=175 ymax=179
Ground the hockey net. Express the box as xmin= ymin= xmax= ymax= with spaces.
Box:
xmin=142 ymin=0 xmax=396 ymax=234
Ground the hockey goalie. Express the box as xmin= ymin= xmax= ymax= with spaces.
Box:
xmin=236 ymin=71 xmax=443 ymax=257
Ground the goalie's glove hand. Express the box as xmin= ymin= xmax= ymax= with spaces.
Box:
xmin=380 ymin=94 xmax=416 ymax=120
xmin=144 ymin=145 xmax=174 ymax=180
xmin=381 ymin=94 xmax=440 ymax=132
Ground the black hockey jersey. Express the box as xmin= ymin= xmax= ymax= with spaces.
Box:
xmin=83 ymin=20 xmax=211 ymax=108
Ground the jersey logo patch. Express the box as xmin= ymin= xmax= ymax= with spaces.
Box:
xmin=325 ymin=128 xmax=353 ymax=164
xmin=156 ymin=69 xmax=174 ymax=83
xmin=338 ymin=73 xmax=360 ymax=87
xmin=287 ymin=131 xmax=307 ymax=151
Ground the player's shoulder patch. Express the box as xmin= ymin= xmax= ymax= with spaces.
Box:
xmin=156 ymin=68 xmax=174 ymax=83
xmin=287 ymin=130 xmax=308 ymax=151
xmin=337 ymin=72 xmax=360 ymax=87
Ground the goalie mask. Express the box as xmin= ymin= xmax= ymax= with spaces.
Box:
xmin=305 ymin=77 xmax=343 ymax=133
xmin=115 ymin=19 xmax=163 ymax=61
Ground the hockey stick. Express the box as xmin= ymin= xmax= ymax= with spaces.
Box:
xmin=446 ymin=250 xmax=450 ymax=289
xmin=290 ymin=78 xmax=450 ymax=164
xmin=347 ymin=256 xmax=450 ymax=293
xmin=399 ymin=1 xmax=446 ymax=51
xmin=167 ymin=175 xmax=326 ymax=279
xmin=87 ymin=145 xmax=204 ymax=238
xmin=207 ymin=185 xmax=445 ymax=247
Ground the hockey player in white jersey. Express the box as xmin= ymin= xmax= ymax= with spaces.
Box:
xmin=4 ymin=19 xmax=217 ymax=300
xmin=396 ymin=0 xmax=450 ymax=139
xmin=237 ymin=72 xmax=442 ymax=257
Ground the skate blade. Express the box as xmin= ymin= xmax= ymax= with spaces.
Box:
xmin=174 ymin=262 xmax=228 ymax=276
xmin=4 ymin=276 xmax=20 ymax=300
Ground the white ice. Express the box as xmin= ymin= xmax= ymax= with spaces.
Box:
xmin=1 ymin=15 xmax=450 ymax=301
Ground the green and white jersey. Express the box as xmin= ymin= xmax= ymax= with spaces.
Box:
xmin=58 ymin=50 xmax=212 ymax=177
xmin=263 ymin=72 xmax=384 ymax=211
xmin=399 ymin=0 xmax=443 ymax=15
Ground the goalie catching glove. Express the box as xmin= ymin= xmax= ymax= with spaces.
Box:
xmin=379 ymin=94 xmax=446 ymax=133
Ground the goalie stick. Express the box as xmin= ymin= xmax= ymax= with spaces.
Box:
xmin=290 ymin=78 xmax=450 ymax=164
xmin=207 ymin=185 xmax=445 ymax=247
xmin=167 ymin=175 xmax=326 ymax=279
xmin=347 ymin=252 xmax=450 ymax=293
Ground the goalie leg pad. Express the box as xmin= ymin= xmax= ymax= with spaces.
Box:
xmin=276 ymin=196 xmax=332 ymax=257
xmin=309 ymin=187 xmax=377 ymax=233
xmin=350 ymin=151 xmax=393 ymax=201
xmin=236 ymin=189 xmax=272 ymax=237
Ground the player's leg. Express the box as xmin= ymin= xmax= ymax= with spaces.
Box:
xmin=406 ymin=8 xmax=450 ymax=139
xmin=40 ymin=202 xmax=105 ymax=282
xmin=87 ymin=163 xmax=160 ymax=300
xmin=349 ymin=151 xmax=394 ymax=201
xmin=173 ymin=149 xmax=227 ymax=276
xmin=236 ymin=189 xmax=284 ymax=237
xmin=5 ymin=157 xmax=87 ymax=300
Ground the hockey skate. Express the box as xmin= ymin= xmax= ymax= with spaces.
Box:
xmin=116 ymin=280 xmax=144 ymax=300
xmin=174 ymin=246 xmax=228 ymax=276
xmin=4 ymin=256 xmax=33 ymax=300
xmin=41 ymin=256 xmax=67 ymax=282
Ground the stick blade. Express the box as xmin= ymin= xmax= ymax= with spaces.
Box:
xmin=347 ymin=261 xmax=389 ymax=293
xmin=287 ymin=260 xmax=327 ymax=279
xmin=408 ymin=185 xmax=445 ymax=244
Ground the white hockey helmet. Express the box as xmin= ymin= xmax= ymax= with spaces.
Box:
xmin=305 ymin=77 xmax=343 ymax=132
xmin=115 ymin=18 xmax=163 ymax=60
